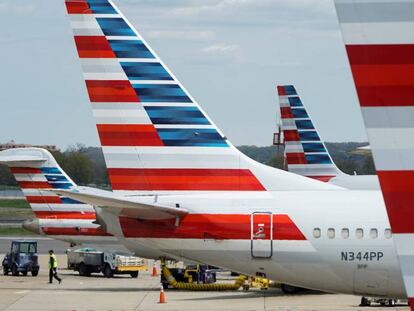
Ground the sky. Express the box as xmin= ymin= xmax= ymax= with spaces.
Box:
xmin=0 ymin=0 xmax=367 ymax=149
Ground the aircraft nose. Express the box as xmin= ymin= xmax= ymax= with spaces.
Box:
xmin=22 ymin=219 xmax=42 ymax=235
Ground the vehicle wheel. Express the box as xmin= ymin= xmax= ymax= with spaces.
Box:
xmin=130 ymin=271 xmax=139 ymax=278
xmin=281 ymin=284 xmax=299 ymax=294
xmin=3 ymin=266 xmax=9 ymax=275
xmin=79 ymin=263 xmax=89 ymax=276
xmin=388 ymin=299 xmax=396 ymax=307
xmin=31 ymin=270 xmax=38 ymax=277
xmin=11 ymin=265 xmax=18 ymax=276
xmin=22 ymin=270 xmax=28 ymax=276
xmin=103 ymin=264 xmax=114 ymax=278
xmin=242 ymin=284 xmax=250 ymax=291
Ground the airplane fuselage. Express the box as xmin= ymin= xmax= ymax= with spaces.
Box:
xmin=102 ymin=190 xmax=404 ymax=298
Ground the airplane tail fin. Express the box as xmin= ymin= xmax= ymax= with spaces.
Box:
xmin=277 ymin=85 xmax=341 ymax=182
xmin=64 ymin=0 xmax=340 ymax=193
xmin=334 ymin=0 xmax=414 ymax=305
xmin=0 ymin=148 xmax=94 ymax=220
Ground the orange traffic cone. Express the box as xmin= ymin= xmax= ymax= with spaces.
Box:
xmin=151 ymin=262 xmax=158 ymax=277
xmin=159 ymin=283 xmax=166 ymax=304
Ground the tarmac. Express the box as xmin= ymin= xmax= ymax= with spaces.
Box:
xmin=0 ymin=253 xmax=410 ymax=311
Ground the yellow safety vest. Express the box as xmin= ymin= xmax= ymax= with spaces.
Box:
xmin=49 ymin=254 xmax=58 ymax=269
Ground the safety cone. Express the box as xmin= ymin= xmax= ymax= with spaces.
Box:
xmin=159 ymin=283 xmax=166 ymax=304
xmin=151 ymin=262 xmax=158 ymax=277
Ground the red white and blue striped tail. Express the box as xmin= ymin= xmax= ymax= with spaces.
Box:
xmin=64 ymin=0 xmax=339 ymax=194
xmin=0 ymin=148 xmax=96 ymax=222
xmin=277 ymin=85 xmax=340 ymax=182
xmin=335 ymin=0 xmax=414 ymax=306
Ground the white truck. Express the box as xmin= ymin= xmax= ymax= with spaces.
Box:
xmin=67 ymin=248 xmax=146 ymax=278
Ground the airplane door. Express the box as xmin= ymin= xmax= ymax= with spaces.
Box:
xmin=251 ymin=212 xmax=273 ymax=258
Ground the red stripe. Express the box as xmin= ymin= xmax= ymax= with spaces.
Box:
xmin=408 ymin=298 xmax=414 ymax=308
xmin=26 ymin=196 xmax=62 ymax=204
xmin=120 ymin=214 xmax=306 ymax=240
xmin=377 ymin=171 xmax=414 ymax=233
xmin=97 ymin=124 xmax=163 ymax=146
xmin=74 ymin=36 xmax=115 ymax=58
xmin=280 ymin=107 xmax=293 ymax=119
xmin=346 ymin=44 xmax=414 ymax=65
xmin=10 ymin=167 xmax=41 ymax=174
xmin=308 ymin=175 xmax=335 ymax=182
xmin=18 ymin=181 xmax=50 ymax=189
xmin=286 ymin=153 xmax=307 ymax=165
xmin=65 ymin=1 xmax=92 ymax=14
xmin=85 ymin=80 xmax=139 ymax=102
xmin=42 ymin=227 xmax=111 ymax=237
xmin=354 ymin=86 xmax=414 ymax=107
xmin=283 ymin=130 xmax=300 ymax=142
xmin=34 ymin=211 xmax=96 ymax=220
xmin=277 ymin=86 xmax=286 ymax=96
xmin=108 ymin=168 xmax=265 ymax=191
xmin=351 ymin=64 xmax=414 ymax=87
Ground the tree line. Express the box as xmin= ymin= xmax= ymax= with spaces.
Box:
xmin=0 ymin=142 xmax=375 ymax=188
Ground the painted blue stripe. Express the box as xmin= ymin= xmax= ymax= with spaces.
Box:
xmin=284 ymin=85 xmax=297 ymax=96
xmin=45 ymin=175 xmax=68 ymax=182
xmin=302 ymin=143 xmax=327 ymax=153
xmin=298 ymin=131 xmax=320 ymax=142
xmin=120 ymin=62 xmax=172 ymax=80
xmin=305 ymin=154 xmax=332 ymax=164
xmin=133 ymin=84 xmax=192 ymax=103
xmin=145 ymin=106 xmax=210 ymax=125
xmin=61 ymin=197 xmax=84 ymax=204
xmin=288 ymin=97 xmax=303 ymax=107
xmin=108 ymin=40 xmax=154 ymax=59
xmin=40 ymin=167 xmax=61 ymax=174
xmin=50 ymin=183 xmax=73 ymax=190
xmin=157 ymin=129 xmax=227 ymax=147
xmin=87 ymin=1 xmax=116 ymax=14
xmin=291 ymin=108 xmax=309 ymax=119
xmin=295 ymin=120 xmax=314 ymax=130
xmin=96 ymin=18 xmax=135 ymax=36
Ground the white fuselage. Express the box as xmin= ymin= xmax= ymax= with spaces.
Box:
xmin=100 ymin=189 xmax=404 ymax=298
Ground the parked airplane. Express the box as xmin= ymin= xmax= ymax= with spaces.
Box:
xmin=0 ymin=147 xmax=115 ymax=246
xmin=57 ymin=0 xmax=406 ymax=298
xmin=334 ymin=0 xmax=414 ymax=307
xmin=277 ymin=85 xmax=379 ymax=190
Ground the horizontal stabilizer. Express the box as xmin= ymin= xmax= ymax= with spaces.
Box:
xmin=53 ymin=187 xmax=188 ymax=220
xmin=0 ymin=155 xmax=46 ymax=165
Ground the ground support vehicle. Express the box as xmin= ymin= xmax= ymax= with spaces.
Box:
xmin=67 ymin=248 xmax=145 ymax=278
xmin=161 ymin=264 xmax=217 ymax=289
xmin=2 ymin=240 xmax=39 ymax=277
xmin=360 ymin=297 xmax=408 ymax=307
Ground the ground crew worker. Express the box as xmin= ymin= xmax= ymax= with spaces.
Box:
xmin=48 ymin=250 xmax=62 ymax=284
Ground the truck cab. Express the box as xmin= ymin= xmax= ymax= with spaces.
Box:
xmin=2 ymin=240 xmax=39 ymax=276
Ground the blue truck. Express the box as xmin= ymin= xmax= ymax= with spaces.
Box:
xmin=2 ymin=240 xmax=39 ymax=276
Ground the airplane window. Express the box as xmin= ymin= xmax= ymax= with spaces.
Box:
xmin=341 ymin=228 xmax=349 ymax=239
xmin=385 ymin=229 xmax=392 ymax=239
xmin=327 ymin=228 xmax=335 ymax=239
xmin=313 ymin=228 xmax=321 ymax=238
xmin=370 ymin=229 xmax=378 ymax=239
xmin=356 ymin=228 xmax=364 ymax=239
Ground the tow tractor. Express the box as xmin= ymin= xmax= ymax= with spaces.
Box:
xmin=67 ymin=248 xmax=146 ymax=278
xmin=2 ymin=240 xmax=39 ymax=277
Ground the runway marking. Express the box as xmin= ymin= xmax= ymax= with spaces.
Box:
xmin=15 ymin=290 xmax=30 ymax=294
